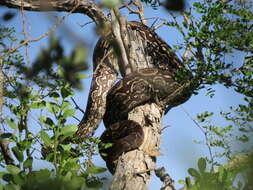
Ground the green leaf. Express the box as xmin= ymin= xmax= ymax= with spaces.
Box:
xmin=6 ymin=119 xmax=17 ymax=129
xmin=178 ymin=179 xmax=185 ymax=184
xmin=49 ymin=92 xmax=60 ymax=98
xmin=0 ymin=172 xmax=6 ymax=179
xmin=0 ymin=133 xmax=13 ymax=139
xmin=30 ymin=100 xmax=46 ymax=109
xmin=68 ymin=176 xmax=85 ymax=189
xmin=11 ymin=146 xmax=24 ymax=162
xmin=40 ymin=130 xmax=52 ymax=146
xmin=61 ymin=87 xmax=73 ymax=98
xmin=218 ymin=166 xmax=227 ymax=182
xmin=185 ymin=177 xmax=191 ymax=187
xmin=46 ymin=102 xmax=59 ymax=114
xmin=86 ymin=166 xmax=107 ymax=174
xmin=237 ymin=135 xmax=249 ymax=142
xmin=104 ymin=142 xmax=113 ymax=149
xmin=2 ymin=173 xmax=13 ymax=182
xmin=60 ymin=144 xmax=72 ymax=151
xmin=4 ymin=184 xmax=19 ymax=190
xmin=86 ymin=178 xmax=103 ymax=189
xmin=63 ymin=171 xmax=72 ymax=182
xmin=23 ymin=158 xmax=33 ymax=169
xmin=44 ymin=117 xmax=54 ymax=126
xmin=3 ymin=90 xmax=16 ymax=98
xmin=6 ymin=165 xmax=21 ymax=175
xmin=60 ymin=125 xmax=77 ymax=137
xmin=62 ymin=108 xmax=76 ymax=118
xmin=13 ymin=173 xmax=25 ymax=185
xmin=72 ymin=46 xmax=86 ymax=64
xmin=62 ymin=158 xmax=80 ymax=171
xmin=101 ymin=0 xmax=121 ymax=8
xmin=33 ymin=169 xmax=51 ymax=181
xmin=188 ymin=168 xmax=200 ymax=179
xmin=76 ymin=73 xmax=89 ymax=79
xmin=61 ymin=101 xmax=71 ymax=110
xmin=198 ymin=158 xmax=206 ymax=173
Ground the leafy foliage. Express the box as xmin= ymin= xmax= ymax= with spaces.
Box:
xmin=0 ymin=25 xmax=106 ymax=189
xmin=165 ymin=0 xmax=253 ymax=189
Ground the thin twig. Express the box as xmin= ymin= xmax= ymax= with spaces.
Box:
xmin=150 ymin=18 xmax=159 ymax=29
xmin=124 ymin=0 xmax=147 ymax=25
xmin=134 ymin=167 xmax=155 ymax=175
xmin=71 ymin=97 xmax=85 ymax=114
xmin=72 ymin=115 xmax=81 ymax=122
xmin=20 ymin=0 xmax=29 ymax=60
xmin=0 ymin=3 xmax=79 ymax=59
xmin=79 ymin=20 xmax=94 ymax=28
xmin=181 ymin=106 xmax=214 ymax=171
xmin=159 ymin=125 xmax=171 ymax=133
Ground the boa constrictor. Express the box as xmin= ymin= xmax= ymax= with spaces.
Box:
xmin=100 ymin=68 xmax=192 ymax=173
xmin=75 ymin=21 xmax=192 ymax=172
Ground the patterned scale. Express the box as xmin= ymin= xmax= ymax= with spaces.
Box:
xmin=75 ymin=21 xmax=187 ymax=140
xmin=74 ymin=21 xmax=192 ymax=173
xmin=90 ymin=22 xmax=192 ymax=173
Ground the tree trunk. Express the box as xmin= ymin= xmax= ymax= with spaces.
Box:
xmin=110 ymin=103 xmax=163 ymax=190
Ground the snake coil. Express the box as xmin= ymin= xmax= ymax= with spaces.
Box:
xmin=88 ymin=22 xmax=193 ymax=173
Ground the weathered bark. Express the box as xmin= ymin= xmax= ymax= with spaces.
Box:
xmin=155 ymin=167 xmax=176 ymax=190
xmin=0 ymin=0 xmax=109 ymax=25
xmin=110 ymin=103 xmax=163 ymax=190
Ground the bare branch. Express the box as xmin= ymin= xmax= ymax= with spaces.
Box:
xmin=0 ymin=5 xmax=78 ymax=59
xmin=111 ymin=8 xmax=131 ymax=75
xmin=0 ymin=129 xmax=15 ymax=165
xmin=131 ymin=0 xmax=146 ymax=25
xmin=20 ymin=2 xmax=30 ymax=60
xmin=124 ymin=0 xmax=146 ymax=25
xmin=71 ymin=97 xmax=85 ymax=114
xmin=0 ymin=0 xmax=109 ymax=25
xmin=181 ymin=106 xmax=215 ymax=171
xmin=155 ymin=167 xmax=176 ymax=190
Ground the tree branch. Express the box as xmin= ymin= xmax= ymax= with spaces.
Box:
xmin=155 ymin=167 xmax=176 ymax=190
xmin=1 ymin=5 xmax=78 ymax=59
xmin=124 ymin=0 xmax=146 ymax=25
xmin=0 ymin=0 xmax=109 ymax=25
xmin=0 ymin=130 xmax=15 ymax=165
xmin=111 ymin=8 xmax=131 ymax=75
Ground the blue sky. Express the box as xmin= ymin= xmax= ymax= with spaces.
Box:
xmin=0 ymin=2 xmax=246 ymax=189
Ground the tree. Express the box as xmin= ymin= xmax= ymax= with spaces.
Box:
xmin=0 ymin=0 xmax=252 ymax=190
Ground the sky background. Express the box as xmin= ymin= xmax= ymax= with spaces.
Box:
xmin=0 ymin=1 xmax=246 ymax=189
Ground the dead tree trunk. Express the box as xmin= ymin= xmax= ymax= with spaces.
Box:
xmin=110 ymin=103 xmax=163 ymax=190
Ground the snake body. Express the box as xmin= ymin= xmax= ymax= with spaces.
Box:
xmin=76 ymin=21 xmax=185 ymax=138
xmin=100 ymin=68 xmax=192 ymax=173
xmin=75 ymin=21 xmax=192 ymax=172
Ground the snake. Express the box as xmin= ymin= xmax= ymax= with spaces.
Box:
xmin=100 ymin=68 xmax=192 ymax=173
xmin=75 ymin=21 xmax=193 ymax=172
